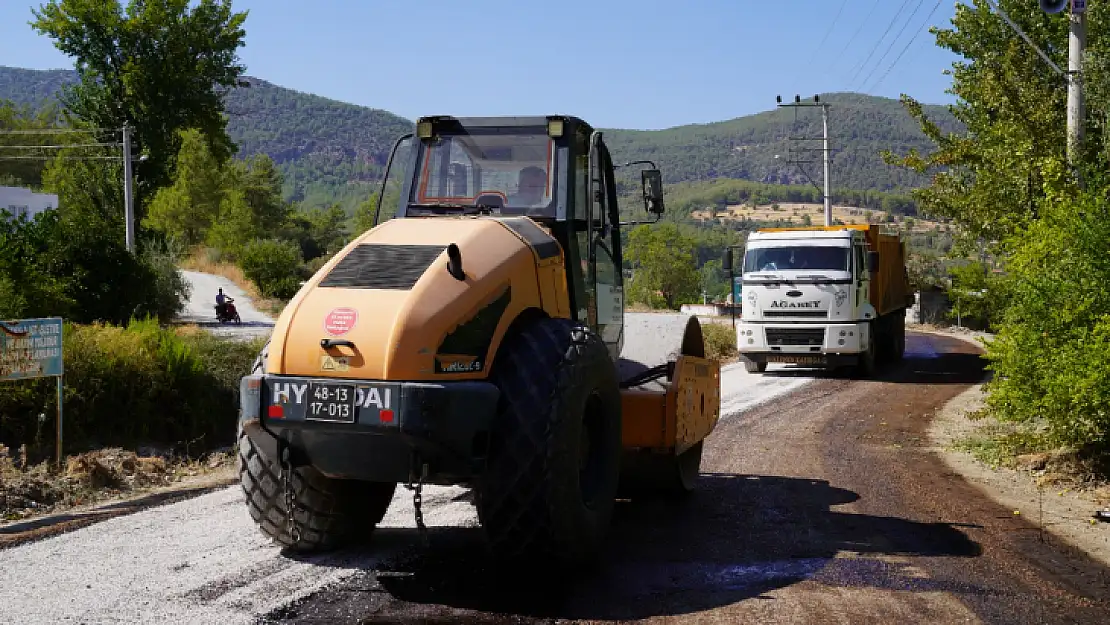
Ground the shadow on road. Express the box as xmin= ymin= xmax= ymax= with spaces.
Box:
xmin=751 ymin=332 xmax=988 ymax=386
xmin=306 ymin=472 xmax=987 ymax=622
xmin=175 ymin=319 xmax=275 ymax=329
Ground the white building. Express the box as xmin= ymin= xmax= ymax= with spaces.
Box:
xmin=0 ymin=186 xmax=59 ymax=221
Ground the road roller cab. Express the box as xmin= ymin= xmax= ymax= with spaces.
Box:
xmin=237 ymin=114 xmax=721 ymax=568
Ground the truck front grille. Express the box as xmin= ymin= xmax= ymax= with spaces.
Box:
xmin=763 ymin=310 xmax=828 ymax=319
xmin=766 ymin=328 xmax=825 ymax=346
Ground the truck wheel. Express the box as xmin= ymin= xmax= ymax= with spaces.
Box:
xmin=477 ymin=316 xmax=622 ymax=569
xmin=237 ymin=426 xmax=396 ymax=553
xmin=742 ymin=357 xmax=767 ymax=373
xmin=856 ymin=320 xmax=877 ymax=377
xmin=892 ymin=313 xmax=906 ymax=362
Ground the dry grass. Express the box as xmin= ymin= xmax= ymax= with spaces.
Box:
xmin=700 ymin=318 xmax=738 ymax=363
xmin=178 ymin=247 xmax=288 ymax=318
xmin=690 ymin=202 xmax=947 ymax=234
xmin=0 ymin=444 xmax=235 ymax=522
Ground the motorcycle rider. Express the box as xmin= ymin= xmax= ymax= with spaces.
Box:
xmin=215 ymin=288 xmax=233 ymax=320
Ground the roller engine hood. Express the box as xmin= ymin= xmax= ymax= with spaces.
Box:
xmin=263 ymin=216 xmax=565 ymax=382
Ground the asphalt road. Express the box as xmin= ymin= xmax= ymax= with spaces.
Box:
xmin=264 ymin=332 xmax=1110 ymax=624
xmin=178 ymin=269 xmax=275 ymax=340
xmin=2 ymin=301 xmax=1107 ymax=622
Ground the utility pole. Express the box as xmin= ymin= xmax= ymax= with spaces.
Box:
xmin=991 ymin=0 xmax=1085 ymax=174
xmin=822 ymin=104 xmax=831 ymax=227
xmin=122 ymin=123 xmax=135 ymax=253
xmin=776 ymin=94 xmax=832 ymax=226
xmin=1067 ymin=1 xmax=1086 ymax=168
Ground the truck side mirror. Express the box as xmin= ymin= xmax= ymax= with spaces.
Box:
xmin=641 ymin=169 xmax=665 ymax=215
xmin=722 ymin=248 xmax=733 ymax=271
xmin=867 ymin=250 xmax=879 ymax=273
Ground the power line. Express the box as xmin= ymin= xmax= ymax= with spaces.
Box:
xmin=854 ymin=0 xmax=931 ymax=92
xmin=0 ymin=156 xmax=123 ymax=161
xmin=863 ymin=0 xmax=946 ymax=94
xmin=790 ymin=0 xmax=850 ymax=94
xmin=831 ymin=0 xmax=883 ymax=60
xmin=0 ymin=127 xmax=119 ymax=135
xmin=845 ymin=0 xmax=916 ymax=88
xmin=0 ymin=143 xmax=121 ymax=150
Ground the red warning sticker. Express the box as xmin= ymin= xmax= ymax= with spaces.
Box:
xmin=323 ymin=307 xmax=358 ymax=336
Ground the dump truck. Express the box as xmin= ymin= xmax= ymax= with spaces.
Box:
xmin=236 ymin=115 xmax=721 ymax=569
xmin=732 ymin=224 xmax=913 ymax=375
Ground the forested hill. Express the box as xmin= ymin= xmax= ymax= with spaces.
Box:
xmin=0 ymin=65 xmax=961 ymax=211
xmin=603 ymin=92 xmax=962 ymax=190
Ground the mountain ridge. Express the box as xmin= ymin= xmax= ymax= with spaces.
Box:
xmin=0 ymin=65 xmax=961 ymax=211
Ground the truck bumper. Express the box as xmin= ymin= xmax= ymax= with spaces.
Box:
xmin=735 ymin=321 xmax=870 ymax=367
xmin=238 ymin=373 xmax=499 ymax=485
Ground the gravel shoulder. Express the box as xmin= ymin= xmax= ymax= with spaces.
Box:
xmin=920 ymin=326 xmax=1110 ymax=571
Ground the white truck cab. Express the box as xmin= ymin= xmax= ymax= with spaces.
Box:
xmin=735 ymin=225 xmax=911 ymax=376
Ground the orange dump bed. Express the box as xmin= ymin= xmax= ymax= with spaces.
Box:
xmin=863 ymin=226 xmax=913 ymax=316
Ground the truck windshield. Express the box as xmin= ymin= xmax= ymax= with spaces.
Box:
xmin=743 ymin=245 xmax=850 ymax=273
xmin=408 ymin=126 xmax=556 ymax=218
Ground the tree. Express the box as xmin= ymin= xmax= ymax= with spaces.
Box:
xmin=0 ymin=99 xmax=68 ymax=188
xmin=885 ymin=0 xmax=1110 ymax=251
xmin=30 ymin=0 xmax=248 ymax=201
xmin=625 ymin=223 xmax=701 ymax=310
xmin=145 ymin=128 xmax=225 ymax=246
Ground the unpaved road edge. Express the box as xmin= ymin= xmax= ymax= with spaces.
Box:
xmin=919 ymin=326 xmax=1110 ymax=569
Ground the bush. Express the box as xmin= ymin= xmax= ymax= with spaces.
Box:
xmin=238 ymin=238 xmax=305 ymax=299
xmin=983 ymin=185 xmax=1110 ymax=456
xmin=701 ymin=322 xmax=737 ymax=361
xmin=0 ymin=319 xmax=264 ymax=461
xmin=0 ymin=209 xmax=189 ymax=325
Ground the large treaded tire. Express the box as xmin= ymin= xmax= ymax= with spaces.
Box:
xmin=237 ymin=427 xmax=397 ymax=553
xmin=476 ymin=317 xmax=622 ymax=569
xmin=238 ymin=340 xmax=396 ymax=553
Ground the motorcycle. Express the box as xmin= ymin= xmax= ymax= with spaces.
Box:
xmin=215 ymin=299 xmax=242 ymax=324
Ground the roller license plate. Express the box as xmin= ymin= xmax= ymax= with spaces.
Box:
xmin=306 ymin=381 xmax=356 ymax=423
xmin=767 ymin=354 xmax=825 ymax=365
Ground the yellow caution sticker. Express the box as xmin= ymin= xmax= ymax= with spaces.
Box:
xmin=320 ymin=354 xmax=350 ymax=372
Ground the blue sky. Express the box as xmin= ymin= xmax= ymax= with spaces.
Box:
xmin=0 ymin=0 xmax=964 ymax=129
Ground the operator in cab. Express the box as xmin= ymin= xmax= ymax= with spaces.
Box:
xmin=506 ymin=165 xmax=547 ymax=211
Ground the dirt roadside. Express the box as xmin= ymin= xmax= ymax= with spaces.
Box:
xmin=918 ymin=325 xmax=1110 ymax=570
xmin=0 ymin=268 xmax=273 ymax=547
xmin=0 ymin=462 xmax=236 ymax=549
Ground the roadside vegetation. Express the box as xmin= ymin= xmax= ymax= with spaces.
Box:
xmin=890 ymin=1 xmax=1110 ymax=483
xmin=0 ymin=0 xmax=267 ymax=515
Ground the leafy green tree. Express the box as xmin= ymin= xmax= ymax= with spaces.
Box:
xmin=352 ymin=187 xmax=401 ymax=235
xmin=625 ymin=223 xmax=701 ymax=310
xmin=886 ymin=0 xmax=1110 ymax=250
xmin=235 ymin=154 xmax=288 ymax=230
xmin=238 ymin=238 xmax=304 ymax=299
xmin=145 ymin=128 xmax=225 ymax=246
xmin=983 ymin=183 xmax=1110 ymax=452
xmin=0 ymin=99 xmax=68 ymax=187
xmin=30 ymin=0 xmax=248 ymax=198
